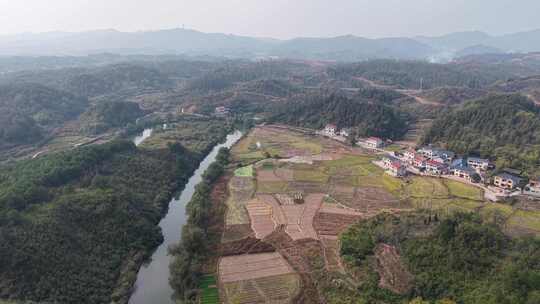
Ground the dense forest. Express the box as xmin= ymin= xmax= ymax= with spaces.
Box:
xmin=1 ymin=64 xmax=174 ymax=99
xmin=0 ymin=83 xmax=88 ymax=147
xmin=328 ymin=60 xmax=512 ymax=89
xmin=0 ymin=114 xmax=233 ymax=304
xmin=422 ymin=94 xmax=540 ymax=175
xmin=340 ymin=212 xmax=540 ymax=304
xmin=79 ymin=101 xmax=146 ymax=134
xmin=417 ymin=87 xmax=488 ymax=105
xmin=269 ymin=93 xmax=410 ymax=139
xmin=0 ymin=140 xmax=197 ymax=303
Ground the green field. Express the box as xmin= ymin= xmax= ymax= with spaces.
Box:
xmin=444 ymin=179 xmax=484 ymax=200
xmin=234 ymin=165 xmax=254 ymax=177
xmin=199 ymin=275 xmax=220 ymax=304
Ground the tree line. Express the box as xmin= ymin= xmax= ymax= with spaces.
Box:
xmin=169 ymin=147 xmax=230 ymax=303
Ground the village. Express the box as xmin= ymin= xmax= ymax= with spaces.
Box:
xmin=319 ymin=123 xmax=540 ymax=202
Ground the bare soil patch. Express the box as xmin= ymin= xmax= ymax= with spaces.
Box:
xmin=314 ymin=211 xmax=363 ymax=236
xmin=335 ymin=186 xmax=404 ymax=213
xmin=263 ymin=229 xmax=326 ymax=304
xmin=219 ymin=252 xmax=295 ymax=283
xmin=220 ymin=236 xmax=275 ymax=257
xmin=374 ymin=244 xmax=414 ymax=295
xmin=246 ymin=199 xmax=275 ymax=239
xmin=255 ymin=194 xmax=323 ymax=241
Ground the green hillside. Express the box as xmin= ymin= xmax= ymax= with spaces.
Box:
xmin=422 ymin=94 xmax=540 ymax=175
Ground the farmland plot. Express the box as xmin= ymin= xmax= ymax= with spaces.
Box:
xmin=219 ymin=252 xmax=300 ymax=304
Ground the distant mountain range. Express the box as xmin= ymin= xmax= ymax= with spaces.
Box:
xmin=1 ymin=28 xmax=540 ymax=62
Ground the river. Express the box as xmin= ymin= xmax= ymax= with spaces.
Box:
xmin=128 ymin=130 xmax=243 ymax=304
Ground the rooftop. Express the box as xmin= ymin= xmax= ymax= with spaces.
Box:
xmin=496 ymin=173 xmax=522 ymax=184
xmin=451 ymin=164 xmax=477 ymax=174
xmin=468 ymin=157 xmax=489 ymax=163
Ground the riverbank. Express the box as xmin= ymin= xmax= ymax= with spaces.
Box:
xmin=110 ymin=119 xmax=235 ymax=304
xmin=128 ymin=131 xmax=242 ymax=304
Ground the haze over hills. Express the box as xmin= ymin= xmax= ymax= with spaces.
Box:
xmin=2 ymin=28 xmax=540 ymax=61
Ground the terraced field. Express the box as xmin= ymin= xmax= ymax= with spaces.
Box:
xmin=213 ymin=125 xmax=540 ymax=303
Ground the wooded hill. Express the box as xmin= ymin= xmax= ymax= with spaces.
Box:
xmin=79 ymin=101 xmax=145 ymax=135
xmin=0 ymin=117 xmax=231 ymax=304
xmin=328 ymin=59 xmax=527 ymax=90
xmin=339 ymin=212 xmax=540 ymax=304
xmin=0 ymin=140 xmax=193 ymax=303
xmin=269 ymin=93 xmax=409 ymax=140
xmin=0 ymin=83 xmax=88 ymax=147
xmin=422 ymin=94 xmax=540 ymax=176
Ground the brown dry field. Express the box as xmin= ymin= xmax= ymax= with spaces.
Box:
xmin=219 ymin=252 xmax=295 ymax=283
xmin=331 ymin=185 xmax=407 ymax=214
xmin=222 ymin=273 xmax=301 ymax=304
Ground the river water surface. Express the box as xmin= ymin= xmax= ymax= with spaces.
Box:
xmin=129 ymin=130 xmax=243 ymax=304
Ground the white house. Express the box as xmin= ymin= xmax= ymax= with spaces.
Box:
xmin=493 ymin=173 xmax=522 ymax=190
xmin=426 ymin=160 xmax=448 ymax=175
xmin=339 ymin=128 xmax=351 ymax=137
xmin=214 ymin=106 xmax=230 ymax=116
xmin=418 ymin=147 xmax=454 ymax=161
xmin=404 ymin=149 xmax=416 ymax=163
xmin=323 ymin=124 xmax=337 ymax=137
xmin=418 ymin=147 xmax=437 ymax=159
xmin=467 ymin=157 xmax=491 ymax=171
xmin=413 ymin=155 xmax=427 ymax=169
xmin=450 ymin=165 xmax=477 ymax=182
xmin=365 ymin=137 xmax=384 ymax=149
xmin=388 ymin=161 xmax=407 ymax=177
xmin=524 ymin=179 xmax=540 ymax=197
xmin=382 ymin=156 xmax=406 ymax=177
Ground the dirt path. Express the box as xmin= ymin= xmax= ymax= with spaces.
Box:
xmin=354 ymin=76 xmax=395 ymax=89
xmin=397 ymin=89 xmax=441 ymax=106
xmin=354 ymin=77 xmax=441 ymax=106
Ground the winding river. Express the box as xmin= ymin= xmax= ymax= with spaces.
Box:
xmin=129 ymin=130 xmax=243 ymax=304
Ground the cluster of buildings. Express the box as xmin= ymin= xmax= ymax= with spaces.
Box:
xmin=319 ymin=124 xmax=539 ymax=199
xmin=381 ymin=145 xmax=540 ymax=198
xmin=214 ymin=106 xmax=231 ymax=117
xmin=321 ymin=124 xmax=350 ymax=138
xmin=321 ymin=124 xmax=385 ymax=149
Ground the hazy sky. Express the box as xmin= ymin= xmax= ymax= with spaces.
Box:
xmin=1 ymin=0 xmax=539 ymax=39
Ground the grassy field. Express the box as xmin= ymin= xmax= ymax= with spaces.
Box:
xmin=199 ymin=275 xmax=220 ymax=304
xmin=232 ymin=127 xmax=323 ymax=163
xmin=225 ymin=177 xmax=255 ymax=225
xmin=256 ymin=181 xmax=289 ymax=193
xmin=444 ymin=179 xmax=484 ymax=200
xmin=293 ymin=169 xmax=329 ymax=183
xmin=234 ymin=165 xmax=254 ymax=177
xmin=507 ymin=210 xmax=540 ymax=232
xmin=407 ymin=177 xmax=449 ymax=199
